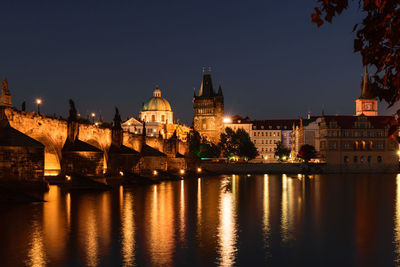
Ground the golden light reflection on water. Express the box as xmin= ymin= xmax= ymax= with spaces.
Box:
xmin=197 ymin=178 xmax=202 ymax=231
xmin=263 ymin=174 xmax=270 ymax=236
xmin=281 ymin=174 xmax=294 ymax=243
xmin=147 ymin=183 xmax=175 ymax=266
xmin=179 ymin=179 xmax=186 ymax=243
xmin=85 ymin=208 xmax=99 ymax=267
xmin=66 ymin=193 xmax=71 ymax=227
xmin=217 ymin=176 xmax=238 ymax=267
xmin=121 ymin=188 xmax=136 ymax=267
xmin=26 ymin=221 xmax=47 ymax=267
xmin=395 ymin=174 xmax=400 ymax=263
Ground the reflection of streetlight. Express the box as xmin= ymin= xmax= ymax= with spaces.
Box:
xmin=36 ymin=99 xmax=42 ymax=114
xmin=91 ymin=112 xmax=96 ymax=123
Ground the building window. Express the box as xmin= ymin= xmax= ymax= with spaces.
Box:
xmin=277 ymin=132 xmax=280 ymax=136
xmin=367 ymin=156 xmax=371 ymax=164
xmin=354 ymin=156 xmax=358 ymax=163
xmin=161 ymin=115 xmax=165 ymax=122
xmin=344 ymin=156 xmax=349 ymax=164
xmin=354 ymin=141 xmax=359 ymax=150
xmin=269 ymin=132 xmax=272 ymax=136
xmin=344 ymin=143 xmax=350 ymax=150
xmin=377 ymin=156 xmax=382 ymax=163
xmin=254 ymin=132 xmax=256 ymax=137
xmin=269 ymin=140 xmax=272 ymax=144
xmin=262 ymin=132 xmax=264 ymax=136
xmin=361 ymin=141 xmax=366 ymax=150
xmin=152 ymin=115 xmax=156 ymax=122
xmin=360 ymin=156 xmax=365 ymax=163
xmin=369 ymin=141 xmax=373 ymax=150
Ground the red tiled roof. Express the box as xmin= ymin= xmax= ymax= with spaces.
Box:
xmin=251 ymin=119 xmax=300 ymax=130
xmin=322 ymin=115 xmax=395 ymax=129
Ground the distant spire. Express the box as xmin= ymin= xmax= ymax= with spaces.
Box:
xmin=208 ymin=66 xmax=212 ymax=73
xmin=321 ymin=104 xmax=325 ymax=116
xmin=202 ymin=66 xmax=206 ymax=73
xmin=193 ymin=87 xmax=196 ymax=97
xmin=360 ymin=66 xmax=375 ymax=99
xmin=217 ymin=85 xmax=223 ymax=96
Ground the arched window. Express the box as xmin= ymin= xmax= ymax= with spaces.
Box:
xmin=361 ymin=141 xmax=366 ymax=150
xmin=151 ymin=115 xmax=155 ymax=122
xmin=354 ymin=141 xmax=359 ymax=150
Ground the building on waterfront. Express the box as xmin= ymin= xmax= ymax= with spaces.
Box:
xmin=290 ymin=67 xmax=399 ymax=170
xmin=318 ymin=115 xmax=398 ymax=171
xmin=193 ymin=73 xmax=224 ymax=144
xmin=251 ymin=120 xmax=299 ymax=160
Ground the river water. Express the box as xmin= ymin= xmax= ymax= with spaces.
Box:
xmin=0 ymin=174 xmax=400 ymax=267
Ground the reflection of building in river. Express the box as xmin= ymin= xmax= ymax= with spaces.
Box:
xmin=121 ymin=189 xmax=135 ymax=267
xmin=217 ymin=176 xmax=238 ymax=267
xmin=147 ymin=183 xmax=175 ymax=266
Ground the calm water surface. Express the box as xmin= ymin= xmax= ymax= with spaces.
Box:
xmin=1 ymin=174 xmax=400 ymax=266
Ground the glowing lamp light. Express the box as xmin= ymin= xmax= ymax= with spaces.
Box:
xmin=119 ymin=171 xmax=124 ymax=176
xmin=223 ymin=117 xmax=232 ymax=123
xmin=65 ymin=175 xmax=71 ymax=181
xmin=197 ymin=167 xmax=202 ymax=173
xmin=397 ymin=150 xmax=400 ymax=156
xmin=36 ymin=99 xmax=42 ymax=105
xmin=91 ymin=112 xmax=95 ymax=117
xmin=282 ymin=156 xmax=287 ymax=161
xmin=153 ymin=170 xmax=158 ymax=176
xmin=127 ymin=122 xmax=131 ymax=126
xmin=180 ymin=169 xmax=185 ymax=175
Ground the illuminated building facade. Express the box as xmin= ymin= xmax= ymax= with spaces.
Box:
xmin=193 ymin=73 xmax=224 ymax=144
xmin=319 ymin=115 xmax=398 ymax=171
xmin=251 ymin=120 xmax=298 ymax=160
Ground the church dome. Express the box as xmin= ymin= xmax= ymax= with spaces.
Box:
xmin=141 ymin=88 xmax=172 ymax=112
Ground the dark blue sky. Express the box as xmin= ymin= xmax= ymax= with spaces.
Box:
xmin=1 ymin=0 xmax=397 ymax=123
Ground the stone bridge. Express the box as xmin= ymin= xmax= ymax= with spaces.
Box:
xmin=5 ymin=108 xmax=187 ymax=175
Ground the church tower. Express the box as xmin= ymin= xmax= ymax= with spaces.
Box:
xmin=193 ymin=72 xmax=224 ymax=143
xmin=355 ymin=67 xmax=378 ymax=116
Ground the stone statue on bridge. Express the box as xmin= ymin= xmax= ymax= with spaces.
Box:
xmin=68 ymin=99 xmax=78 ymax=122
xmin=113 ymin=107 xmax=122 ymax=129
xmin=1 ymin=76 xmax=9 ymax=93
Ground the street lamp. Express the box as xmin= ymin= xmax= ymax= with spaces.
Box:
xmin=36 ymin=99 xmax=42 ymax=115
xmin=91 ymin=112 xmax=96 ymax=123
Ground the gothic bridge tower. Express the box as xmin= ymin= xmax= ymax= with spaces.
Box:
xmin=193 ymin=72 xmax=224 ymax=144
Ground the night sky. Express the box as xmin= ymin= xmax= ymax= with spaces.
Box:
xmin=1 ymin=0 xmax=397 ymax=124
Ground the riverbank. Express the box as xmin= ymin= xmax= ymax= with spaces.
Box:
xmin=200 ymin=162 xmax=399 ymax=174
